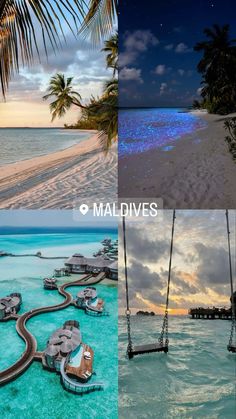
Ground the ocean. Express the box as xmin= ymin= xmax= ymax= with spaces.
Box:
xmin=0 ymin=229 xmax=118 ymax=419
xmin=119 ymin=315 xmax=236 ymax=419
xmin=0 ymin=128 xmax=91 ymax=165
xmin=119 ymin=108 xmax=207 ymax=157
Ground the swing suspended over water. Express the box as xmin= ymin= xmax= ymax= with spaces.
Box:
xmin=225 ymin=210 xmax=236 ymax=353
xmin=123 ymin=210 xmax=176 ymax=359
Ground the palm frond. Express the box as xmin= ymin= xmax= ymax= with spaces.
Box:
xmin=79 ymin=0 xmax=117 ymax=45
xmin=0 ymin=0 xmax=88 ymax=97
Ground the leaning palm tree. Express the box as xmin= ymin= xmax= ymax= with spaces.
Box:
xmin=101 ymin=31 xmax=118 ymax=76
xmin=43 ymin=74 xmax=83 ymax=121
xmin=0 ymin=0 xmax=118 ymax=97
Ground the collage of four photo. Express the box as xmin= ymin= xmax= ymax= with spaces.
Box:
xmin=0 ymin=1 xmax=235 ymax=418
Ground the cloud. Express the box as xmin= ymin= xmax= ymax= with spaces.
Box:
xmin=124 ymin=30 xmax=159 ymax=52
xmin=125 ymin=226 xmax=170 ymax=263
xmin=119 ymin=67 xmax=143 ymax=83
xmin=175 ymin=43 xmax=192 ymax=53
xmin=155 ymin=64 xmax=167 ymax=75
xmin=160 ymin=82 xmax=168 ymax=95
xmin=178 ymin=69 xmax=185 ymax=76
xmin=119 ymin=30 xmax=159 ymax=68
xmin=119 ymin=51 xmax=137 ymax=67
xmin=195 ymin=243 xmax=232 ymax=287
xmin=197 ymin=87 xmax=203 ymax=95
xmin=164 ymin=44 xmax=174 ymax=51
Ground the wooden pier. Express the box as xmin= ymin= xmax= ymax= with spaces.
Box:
xmin=189 ymin=307 xmax=232 ymax=320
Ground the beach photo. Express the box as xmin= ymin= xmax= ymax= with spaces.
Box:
xmin=0 ymin=1 xmax=118 ymax=209
xmin=119 ymin=0 xmax=236 ymax=209
xmin=0 ymin=210 xmax=118 ymax=418
xmin=119 ymin=210 xmax=236 ymax=418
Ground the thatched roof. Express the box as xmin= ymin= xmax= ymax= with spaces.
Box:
xmin=65 ymin=254 xmax=115 ymax=269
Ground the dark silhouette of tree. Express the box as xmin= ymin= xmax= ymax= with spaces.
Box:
xmin=194 ymin=24 xmax=236 ymax=114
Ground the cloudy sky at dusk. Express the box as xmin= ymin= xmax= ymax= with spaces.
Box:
xmin=119 ymin=210 xmax=236 ymax=315
xmin=119 ymin=0 xmax=236 ymax=107
xmin=0 ymin=13 xmax=111 ymax=127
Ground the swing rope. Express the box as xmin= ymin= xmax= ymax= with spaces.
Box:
xmin=159 ymin=209 xmax=176 ymax=347
xmin=123 ymin=216 xmax=133 ymax=354
xmin=226 ymin=210 xmax=236 ymax=351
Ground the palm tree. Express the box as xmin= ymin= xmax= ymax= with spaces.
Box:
xmin=194 ymin=24 xmax=236 ymax=113
xmin=43 ymin=74 xmax=83 ymax=121
xmin=101 ymin=32 xmax=118 ymax=76
xmin=82 ymin=78 xmax=118 ymax=152
xmin=0 ymin=0 xmax=118 ymax=97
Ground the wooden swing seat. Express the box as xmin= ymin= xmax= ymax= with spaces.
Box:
xmin=227 ymin=344 xmax=236 ymax=353
xmin=128 ymin=342 xmax=168 ymax=358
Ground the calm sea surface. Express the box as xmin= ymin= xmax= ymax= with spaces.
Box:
xmin=119 ymin=108 xmax=208 ymax=157
xmin=119 ymin=315 xmax=235 ymax=419
xmin=0 ymin=128 xmax=91 ymax=165
xmin=0 ymin=230 xmax=118 ymax=419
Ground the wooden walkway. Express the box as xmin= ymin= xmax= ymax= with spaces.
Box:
xmin=0 ymin=273 xmax=94 ymax=386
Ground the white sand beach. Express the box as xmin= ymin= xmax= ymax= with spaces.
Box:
xmin=0 ymin=132 xmax=117 ymax=209
xmin=119 ymin=112 xmax=236 ymax=209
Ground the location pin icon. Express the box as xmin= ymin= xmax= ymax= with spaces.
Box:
xmin=79 ymin=204 xmax=89 ymax=215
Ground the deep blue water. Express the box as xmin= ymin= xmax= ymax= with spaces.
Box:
xmin=119 ymin=315 xmax=236 ymax=418
xmin=119 ymin=108 xmax=207 ymax=157
xmin=0 ymin=128 xmax=91 ymax=165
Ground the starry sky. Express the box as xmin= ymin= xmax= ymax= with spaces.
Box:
xmin=119 ymin=210 xmax=236 ymax=315
xmin=0 ymin=6 xmax=112 ymax=127
xmin=119 ymin=0 xmax=236 ymax=107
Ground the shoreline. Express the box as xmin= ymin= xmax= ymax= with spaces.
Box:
xmin=0 ymin=132 xmax=117 ymax=209
xmin=119 ymin=111 xmax=236 ymax=209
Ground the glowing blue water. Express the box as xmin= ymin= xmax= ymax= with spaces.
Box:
xmin=119 ymin=315 xmax=235 ymax=418
xmin=0 ymin=231 xmax=118 ymax=419
xmin=119 ymin=108 xmax=207 ymax=157
xmin=0 ymin=128 xmax=91 ymax=165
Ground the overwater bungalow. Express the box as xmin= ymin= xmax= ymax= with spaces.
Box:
xmin=0 ymin=293 xmax=22 ymax=320
xmin=75 ymin=287 xmax=108 ymax=316
xmin=53 ymin=268 xmax=70 ymax=277
xmin=64 ymin=254 xmax=118 ymax=280
xmin=42 ymin=320 xmax=102 ymax=392
xmin=43 ymin=277 xmax=58 ymax=290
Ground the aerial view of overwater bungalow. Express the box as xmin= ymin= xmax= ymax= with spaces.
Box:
xmin=0 ymin=210 xmax=118 ymax=418
xmin=0 ymin=1 xmax=118 ymax=209
xmin=119 ymin=0 xmax=236 ymax=209
xmin=119 ymin=210 xmax=236 ymax=418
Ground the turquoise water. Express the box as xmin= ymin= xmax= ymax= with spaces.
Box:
xmin=119 ymin=315 xmax=236 ymax=419
xmin=0 ymin=128 xmax=91 ymax=165
xmin=0 ymin=231 xmax=118 ymax=419
xmin=119 ymin=108 xmax=207 ymax=157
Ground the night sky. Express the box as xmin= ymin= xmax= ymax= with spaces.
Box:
xmin=119 ymin=0 xmax=236 ymax=107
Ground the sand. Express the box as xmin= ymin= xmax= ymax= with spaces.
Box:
xmin=119 ymin=112 xmax=236 ymax=209
xmin=0 ymin=132 xmax=117 ymax=209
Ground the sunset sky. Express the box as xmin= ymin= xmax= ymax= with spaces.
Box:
xmin=119 ymin=210 xmax=236 ymax=315
xmin=0 ymin=20 xmax=111 ymax=127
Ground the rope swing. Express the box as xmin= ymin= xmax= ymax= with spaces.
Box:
xmin=123 ymin=210 xmax=176 ymax=359
xmin=226 ymin=210 xmax=236 ymax=353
